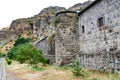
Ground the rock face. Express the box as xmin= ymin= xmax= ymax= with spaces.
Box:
xmin=10 ymin=18 xmax=33 ymax=34
xmin=33 ymin=6 xmax=66 ymax=38
xmin=68 ymin=1 xmax=92 ymax=11
xmin=0 ymin=1 xmax=92 ymax=65
xmin=32 ymin=6 xmax=65 ymax=64
xmin=0 ymin=30 xmax=16 ymax=47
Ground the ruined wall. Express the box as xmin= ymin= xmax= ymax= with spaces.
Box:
xmin=35 ymin=36 xmax=55 ymax=64
xmin=78 ymin=0 xmax=120 ymax=72
xmin=55 ymin=14 xmax=79 ymax=65
xmin=35 ymin=37 xmax=49 ymax=54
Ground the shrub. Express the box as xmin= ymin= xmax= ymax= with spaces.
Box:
xmin=7 ymin=43 xmax=48 ymax=66
xmin=0 ymin=51 xmax=5 ymax=58
xmin=14 ymin=37 xmax=30 ymax=47
xmin=72 ymin=60 xmax=88 ymax=77
xmin=7 ymin=47 xmax=18 ymax=60
xmin=0 ymin=51 xmax=3 ymax=57
xmin=5 ymin=58 xmax=12 ymax=65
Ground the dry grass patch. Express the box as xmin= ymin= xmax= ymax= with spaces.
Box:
xmin=6 ymin=61 xmax=119 ymax=80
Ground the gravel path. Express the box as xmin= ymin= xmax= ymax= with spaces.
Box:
xmin=0 ymin=58 xmax=6 ymax=80
xmin=6 ymin=68 xmax=20 ymax=80
xmin=0 ymin=58 xmax=20 ymax=80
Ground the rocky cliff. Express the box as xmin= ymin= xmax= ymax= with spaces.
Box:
xmin=0 ymin=0 xmax=93 ymax=64
xmin=68 ymin=1 xmax=92 ymax=11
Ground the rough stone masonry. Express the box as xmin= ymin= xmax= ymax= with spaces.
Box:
xmin=78 ymin=0 xmax=120 ymax=72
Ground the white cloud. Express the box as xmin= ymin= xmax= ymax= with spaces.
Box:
xmin=0 ymin=0 xmax=88 ymax=29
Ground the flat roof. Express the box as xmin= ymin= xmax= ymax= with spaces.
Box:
xmin=78 ymin=0 xmax=102 ymax=16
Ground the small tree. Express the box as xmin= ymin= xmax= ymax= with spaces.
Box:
xmin=7 ymin=43 xmax=48 ymax=67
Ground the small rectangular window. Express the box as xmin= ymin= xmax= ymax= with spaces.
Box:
xmin=98 ymin=17 xmax=104 ymax=27
xmin=82 ymin=26 xmax=85 ymax=33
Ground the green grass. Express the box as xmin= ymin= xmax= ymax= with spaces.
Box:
xmin=114 ymin=72 xmax=120 ymax=80
xmin=91 ymin=78 xmax=100 ymax=80
xmin=55 ymin=65 xmax=72 ymax=70
xmin=32 ymin=67 xmax=46 ymax=72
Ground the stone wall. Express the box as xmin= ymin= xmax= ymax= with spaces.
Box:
xmin=55 ymin=14 xmax=79 ymax=65
xmin=35 ymin=36 xmax=55 ymax=64
xmin=35 ymin=36 xmax=49 ymax=55
xmin=78 ymin=0 xmax=120 ymax=72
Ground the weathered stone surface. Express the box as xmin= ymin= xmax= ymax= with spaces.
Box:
xmin=68 ymin=1 xmax=92 ymax=11
xmin=34 ymin=6 xmax=65 ymax=64
xmin=55 ymin=14 xmax=79 ymax=65
xmin=78 ymin=0 xmax=120 ymax=72
xmin=0 ymin=30 xmax=16 ymax=47
xmin=10 ymin=18 xmax=33 ymax=34
xmin=33 ymin=6 xmax=66 ymax=38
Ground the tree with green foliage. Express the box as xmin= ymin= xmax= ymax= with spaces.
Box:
xmin=5 ymin=58 xmax=12 ymax=65
xmin=7 ymin=43 xmax=48 ymax=67
xmin=7 ymin=47 xmax=17 ymax=59
xmin=14 ymin=37 xmax=30 ymax=46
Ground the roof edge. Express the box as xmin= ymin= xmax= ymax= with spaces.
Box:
xmin=78 ymin=0 xmax=102 ymax=16
xmin=36 ymin=36 xmax=48 ymax=44
xmin=55 ymin=11 xmax=77 ymax=16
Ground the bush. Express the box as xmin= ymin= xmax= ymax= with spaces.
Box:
xmin=7 ymin=43 xmax=48 ymax=66
xmin=5 ymin=58 xmax=12 ymax=65
xmin=0 ymin=51 xmax=3 ymax=57
xmin=72 ymin=60 xmax=88 ymax=77
xmin=0 ymin=51 xmax=5 ymax=58
xmin=7 ymin=47 xmax=18 ymax=59
xmin=14 ymin=37 xmax=30 ymax=47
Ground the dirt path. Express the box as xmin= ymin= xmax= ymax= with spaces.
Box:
xmin=6 ymin=68 xmax=20 ymax=80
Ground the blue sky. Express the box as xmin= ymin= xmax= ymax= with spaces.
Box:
xmin=0 ymin=0 xmax=89 ymax=29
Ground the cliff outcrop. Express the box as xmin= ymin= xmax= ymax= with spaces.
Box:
xmin=9 ymin=18 xmax=33 ymax=34
xmin=0 ymin=0 xmax=92 ymax=64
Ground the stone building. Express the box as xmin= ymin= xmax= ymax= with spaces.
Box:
xmin=78 ymin=0 xmax=120 ymax=72
xmin=35 ymin=36 xmax=56 ymax=64
xmin=55 ymin=14 xmax=79 ymax=65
